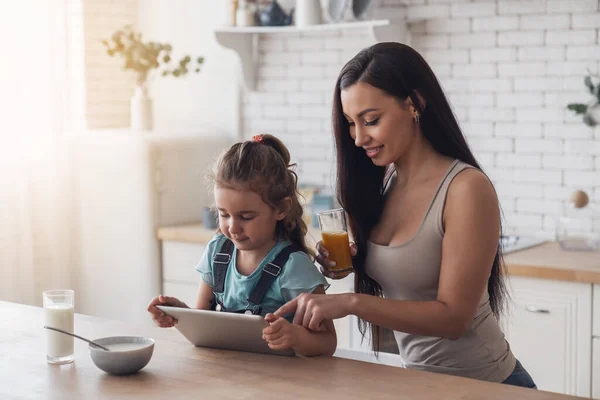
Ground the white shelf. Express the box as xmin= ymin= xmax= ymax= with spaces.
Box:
xmin=214 ymin=19 xmax=409 ymax=91
xmin=215 ymin=19 xmax=391 ymax=34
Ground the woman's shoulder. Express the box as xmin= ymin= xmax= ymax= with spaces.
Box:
xmin=448 ymin=165 xmax=497 ymax=202
xmin=445 ymin=165 xmax=499 ymax=220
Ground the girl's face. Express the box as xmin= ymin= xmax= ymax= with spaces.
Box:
xmin=214 ymin=185 xmax=286 ymax=252
xmin=340 ymin=81 xmax=418 ymax=167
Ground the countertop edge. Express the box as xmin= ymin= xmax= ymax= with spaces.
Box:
xmin=157 ymin=224 xmax=600 ymax=285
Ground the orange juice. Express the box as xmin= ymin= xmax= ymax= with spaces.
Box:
xmin=321 ymin=231 xmax=353 ymax=271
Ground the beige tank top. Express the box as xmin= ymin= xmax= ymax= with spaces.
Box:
xmin=365 ymin=159 xmax=516 ymax=382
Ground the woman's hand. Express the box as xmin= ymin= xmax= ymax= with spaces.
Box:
xmin=315 ymin=241 xmax=357 ymax=280
xmin=274 ymin=293 xmax=354 ymax=332
xmin=147 ymin=295 xmax=189 ymax=328
xmin=262 ymin=314 xmax=298 ymax=351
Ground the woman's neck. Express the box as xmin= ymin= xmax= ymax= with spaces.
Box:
xmin=235 ymin=237 xmax=278 ymax=276
xmin=393 ymin=131 xmax=450 ymax=186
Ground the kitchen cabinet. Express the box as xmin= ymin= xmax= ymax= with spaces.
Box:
xmin=593 ymin=339 xmax=600 ymax=399
xmin=594 ymin=285 xmax=600 ymax=400
xmin=504 ymin=276 xmax=592 ymax=398
xmin=594 ymin=285 xmax=600 ymax=337
xmin=161 ymin=240 xmax=206 ymax=307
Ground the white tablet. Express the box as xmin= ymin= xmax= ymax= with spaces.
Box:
xmin=156 ymin=306 xmax=295 ymax=357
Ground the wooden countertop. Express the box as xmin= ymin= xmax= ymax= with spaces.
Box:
xmin=158 ymin=224 xmax=600 ymax=284
xmin=0 ymin=301 xmax=581 ymax=399
xmin=504 ymin=241 xmax=600 ymax=284
xmin=156 ymin=223 xmax=217 ymax=244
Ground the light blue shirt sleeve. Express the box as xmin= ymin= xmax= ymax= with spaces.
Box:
xmin=278 ymin=251 xmax=330 ymax=303
xmin=194 ymin=234 xmax=226 ymax=287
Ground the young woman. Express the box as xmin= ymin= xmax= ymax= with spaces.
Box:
xmin=275 ymin=43 xmax=536 ymax=388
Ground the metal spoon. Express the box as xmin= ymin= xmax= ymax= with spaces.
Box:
xmin=44 ymin=326 xmax=111 ymax=351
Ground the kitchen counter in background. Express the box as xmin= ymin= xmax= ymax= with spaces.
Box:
xmin=157 ymin=223 xmax=600 ymax=284
xmin=504 ymin=242 xmax=600 ymax=284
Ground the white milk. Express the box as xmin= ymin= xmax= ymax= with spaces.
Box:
xmin=104 ymin=342 xmax=148 ymax=352
xmin=44 ymin=304 xmax=74 ymax=357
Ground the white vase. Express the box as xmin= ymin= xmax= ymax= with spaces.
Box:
xmin=130 ymin=85 xmax=153 ymax=131
xmin=295 ymin=0 xmax=322 ymax=27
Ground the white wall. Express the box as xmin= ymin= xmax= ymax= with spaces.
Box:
xmin=83 ymin=0 xmax=138 ymax=128
xmin=241 ymin=0 xmax=600 ymax=237
xmin=138 ymin=0 xmax=240 ymax=138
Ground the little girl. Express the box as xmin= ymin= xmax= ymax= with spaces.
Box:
xmin=148 ymin=134 xmax=336 ymax=356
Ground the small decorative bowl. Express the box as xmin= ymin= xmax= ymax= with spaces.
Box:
xmin=89 ymin=336 xmax=155 ymax=375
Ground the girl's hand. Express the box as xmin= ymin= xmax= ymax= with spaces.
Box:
xmin=262 ymin=314 xmax=298 ymax=351
xmin=274 ymin=293 xmax=353 ymax=332
xmin=147 ymin=295 xmax=189 ymax=328
xmin=315 ymin=241 xmax=357 ymax=280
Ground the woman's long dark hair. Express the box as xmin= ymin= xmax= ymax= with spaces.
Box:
xmin=332 ymin=42 xmax=507 ymax=352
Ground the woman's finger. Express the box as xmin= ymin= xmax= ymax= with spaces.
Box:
xmin=349 ymin=242 xmax=358 ymax=256
xmin=316 ymin=241 xmax=329 ymax=257
xmin=274 ymin=298 xmax=298 ymax=318
xmin=292 ymin=299 xmax=307 ymax=326
xmin=301 ymin=302 xmax=314 ymax=329
xmin=319 ymin=267 xmax=336 ymax=279
xmin=308 ymin=312 xmax=326 ymax=332
xmin=320 ymin=267 xmax=351 ymax=280
xmin=315 ymin=254 xmax=336 ymax=269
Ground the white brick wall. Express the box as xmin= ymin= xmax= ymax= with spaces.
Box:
xmin=83 ymin=0 xmax=138 ymax=128
xmin=242 ymin=0 xmax=600 ymax=236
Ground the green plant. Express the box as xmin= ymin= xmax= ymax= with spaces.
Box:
xmin=567 ymin=72 xmax=600 ymax=126
xmin=101 ymin=25 xmax=204 ymax=87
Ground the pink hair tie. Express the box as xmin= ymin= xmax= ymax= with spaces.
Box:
xmin=252 ymin=134 xmax=264 ymax=143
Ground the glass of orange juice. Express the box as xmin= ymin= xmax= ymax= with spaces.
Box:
xmin=317 ymin=208 xmax=353 ymax=275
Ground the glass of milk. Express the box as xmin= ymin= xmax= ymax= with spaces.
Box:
xmin=43 ymin=289 xmax=75 ymax=364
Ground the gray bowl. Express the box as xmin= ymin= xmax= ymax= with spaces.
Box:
xmin=89 ymin=336 xmax=155 ymax=375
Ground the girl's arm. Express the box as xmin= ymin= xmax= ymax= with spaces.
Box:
xmin=263 ymin=285 xmax=337 ymax=356
xmin=277 ymin=169 xmax=500 ymax=340
xmin=194 ymin=280 xmax=215 ymax=310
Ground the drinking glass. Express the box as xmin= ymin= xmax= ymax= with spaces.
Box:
xmin=317 ymin=208 xmax=353 ymax=275
xmin=43 ymin=289 xmax=75 ymax=364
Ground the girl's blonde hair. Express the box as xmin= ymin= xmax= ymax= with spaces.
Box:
xmin=209 ymin=134 xmax=314 ymax=259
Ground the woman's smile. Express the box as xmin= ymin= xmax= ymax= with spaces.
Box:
xmin=365 ymin=145 xmax=384 ymax=158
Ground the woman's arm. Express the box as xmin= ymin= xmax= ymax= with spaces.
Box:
xmin=277 ymin=169 xmax=500 ymax=340
xmin=289 ymin=285 xmax=337 ymax=356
